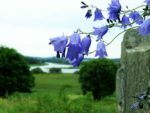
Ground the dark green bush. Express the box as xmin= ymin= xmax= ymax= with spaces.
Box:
xmin=0 ymin=46 xmax=35 ymax=96
xmin=49 ymin=68 xmax=62 ymax=74
xmin=31 ymin=67 xmax=44 ymax=74
xmin=79 ymin=58 xmax=117 ymax=100
xmin=74 ymin=71 xmax=79 ymax=74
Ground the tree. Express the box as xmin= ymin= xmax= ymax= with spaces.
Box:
xmin=49 ymin=68 xmax=62 ymax=74
xmin=31 ymin=67 xmax=44 ymax=74
xmin=79 ymin=58 xmax=117 ymax=100
xmin=0 ymin=46 xmax=35 ymax=96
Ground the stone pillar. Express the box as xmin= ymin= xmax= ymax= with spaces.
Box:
xmin=116 ymin=29 xmax=150 ymax=113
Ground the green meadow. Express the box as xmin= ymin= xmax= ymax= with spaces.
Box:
xmin=0 ymin=74 xmax=117 ymax=113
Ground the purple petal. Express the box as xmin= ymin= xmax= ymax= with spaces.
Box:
xmin=131 ymin=102 xmax=139 ymax=111
xmin=138 ymin=19 xmax=150 ymax=36
xmin=70 ymin=33 xmax=81 ymax=45
xmin=49 ymin=35 xmax=68 ymax=53
xmin=136 ymin=92 xmax=147 ymax=100
xmin=93 ymin=26 xmax=108 ymax=40
xmin=70 ymin=54 xmax=84 ymax=67
xmin=81 ymin=36 xmax=91 ymax=54
xmin=66 ymin=33 xmax=82 ymax=61
xmin=94 ymin=8 xmax=104 ymax=21
xmin=66 ymin=44 xmax=82 ymax=61
xmin=107 ymin=0 xmax=121 ymax=21
xmin=136 ymin=16 xmax=143 ymax=25
xmin=121 ymin=15 xmax=130 ymax=28
xmin=95 ymin=41 xmax=107 ymax=58
xmin=85 ymin=9 xmax=92 ymax=19
xmin=129 ymin=11 xmax=143 ymax=25
xmin=145 ymin=0 xmax=150 ymax=5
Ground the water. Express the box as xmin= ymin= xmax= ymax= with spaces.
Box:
xmin=30 ymin=62 xmax=79 ymax=73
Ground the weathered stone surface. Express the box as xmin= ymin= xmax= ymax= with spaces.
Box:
xmin=116 ymin=29 xmax=150 ymax=113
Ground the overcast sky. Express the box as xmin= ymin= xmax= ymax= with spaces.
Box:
xmin=0 ymin=0 xmax=144 ymax=58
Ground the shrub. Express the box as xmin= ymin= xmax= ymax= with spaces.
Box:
xmin=31 ymin=67 xmax=44 ymax=74
xmin=49 ymin=68 xmax=62 ymax=74
xmin=74 ymin=71 xmax=79 ymax=74
xmin=0 ymin=46 xmax=35 ymax=96
xmin=79 ymin=58 xmax=117 ymax=100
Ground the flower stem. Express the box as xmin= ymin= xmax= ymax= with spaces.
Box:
xmin=106 ymin=26 xmax=138 ymax=46
xmin=121 ymin=5 xmax=146 ymax=14
xmin=88 ymin=50 xmax=96 ymax=54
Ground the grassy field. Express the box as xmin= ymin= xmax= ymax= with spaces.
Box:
xmin=34 ymin=74 xmax=81 ymax=95
xmin=0 ymin=74 xmax=117 ymax=113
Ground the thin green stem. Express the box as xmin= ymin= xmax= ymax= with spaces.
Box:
xmin=121 ymin=5 xmax=146 ymax=14
xmin=88 ymin=39 xmax=108 ymax=55
xmin=106 ymin=26 xmax=138 ymax=46
xmin=88 ymin=50 xmax=96 ymax=54
xmin=77 ymin=29 xmax=92 ymax=35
